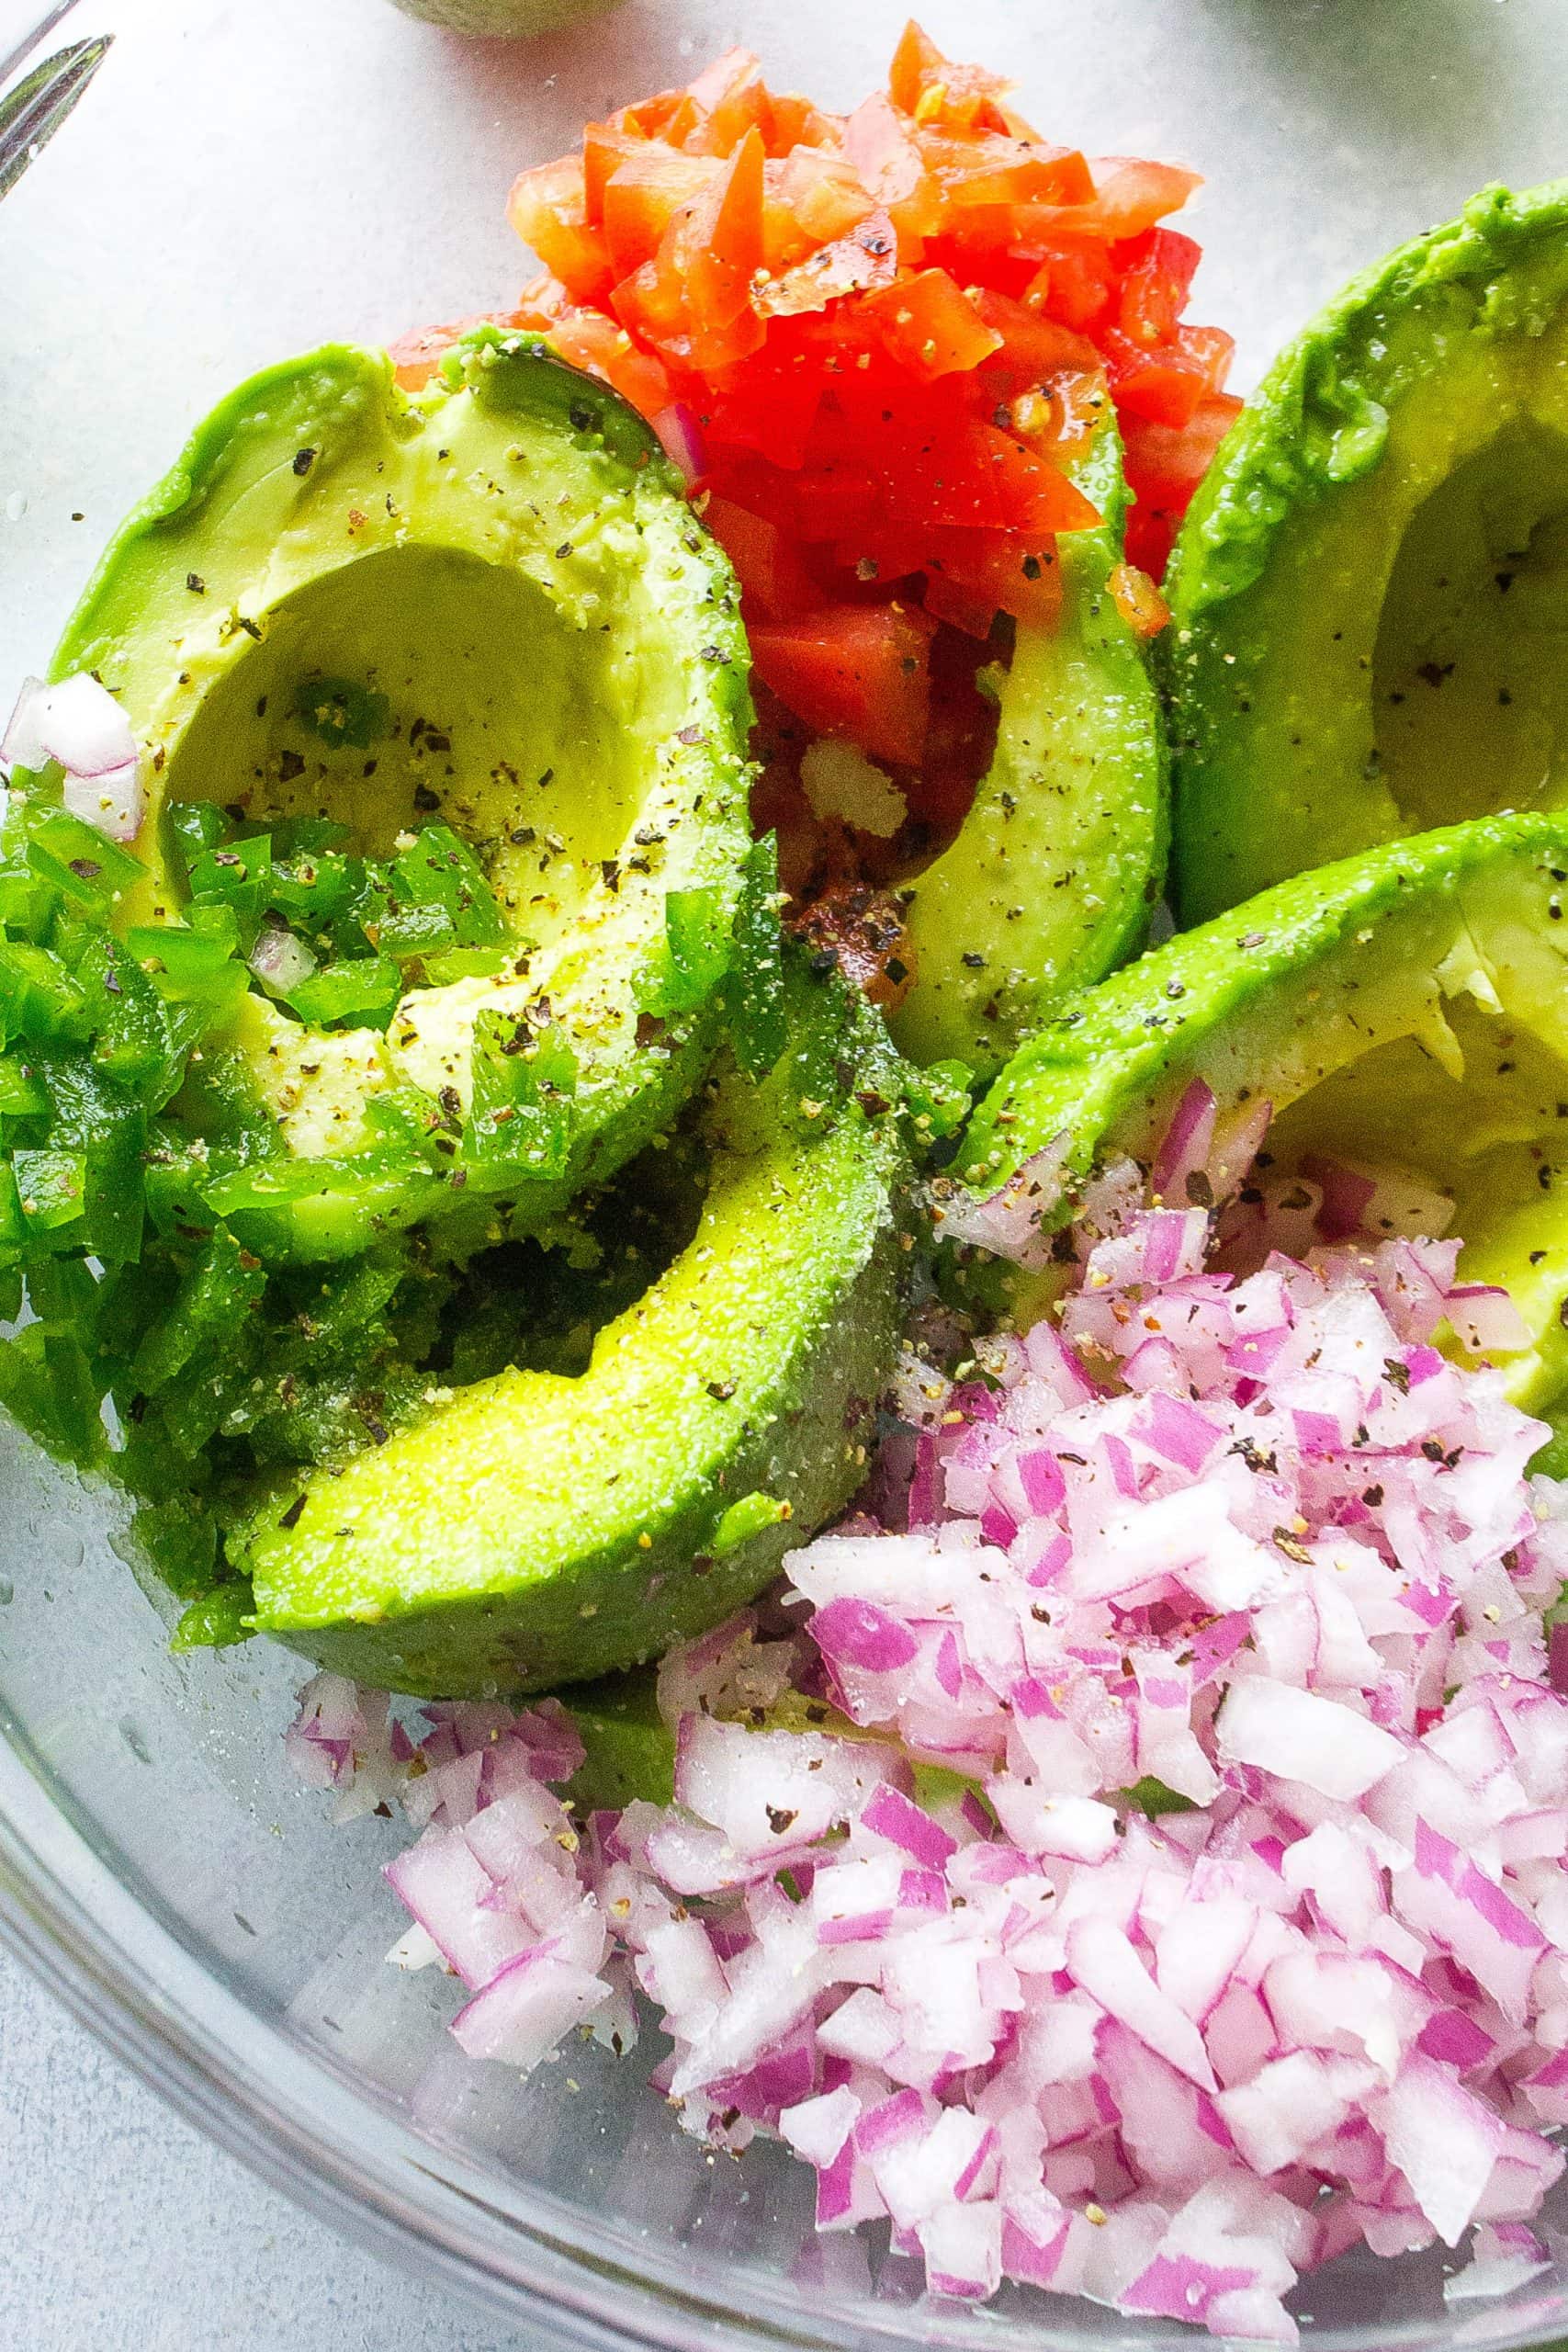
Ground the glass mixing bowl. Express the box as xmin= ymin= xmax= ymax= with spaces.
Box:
xmin=4 ymin=0 xmax=1568 ymax=2341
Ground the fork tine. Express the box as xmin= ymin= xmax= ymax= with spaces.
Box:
xmin=0 ymin=34 xmax=113 ymax=204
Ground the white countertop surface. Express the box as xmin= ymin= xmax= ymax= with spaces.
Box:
xmin=0 ymin=1947 xmax=527 ymax=2347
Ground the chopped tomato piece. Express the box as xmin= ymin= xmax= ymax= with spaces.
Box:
xmin=1062 ymin=155 xmax=1203 ymax=240
xmin=583 ymin=122 xmax=649 ymax=218
xmin=970 ymin=289 xmax=1100 ymax=401
xmin=919 ymin=570 xmax=1005 ymax=639
xmin=1115 ymin=226 xmax=1202 ymax=347
xmin=755 ymin=209 xmax=899 ymax=317
xmin=700 ymin=341 xmax=828 ymax=469
xmin=1108 ymin=560 xmax=1170 ymax=638
xmin=872 ymin=415 xmax=1099 ymax=537
xmin=616 ymin=87 xmax=703 ymax=146
xmin=842 ymin=93 xmax=947 ymax=253
xmin=1104 ymin=322 xmax=1235 ymax=428
xmin=685 ymin=49 xmax=775 ymax=159
xmin=915 ymin=129 xmax=1094 ymax=211
xmin=750 ymin=601 xmax=937 ymax=767
xmin=846 ymin=526 xmax=1065 ymax=632
xmin=785 ymin=465 xmax=881 ymax=542
xmin=1172 ymin=321 xmax=1235 ymax=390
xmin=507 ymin=157 xmax=615 ymax=307
xmin=1122 ymin=390 xmax=1242 ymax=512
xmin=1019 ymin=233 xmax=1118 ymax=331
xmin=537 ymin=306 xmax=672 ymax=416
xmin=602 ymin=148 xmax=717 ymax=278
xmin=679 ymin=126 xmax=767 ymax=334
xmin=763 ymin=92 xmax=842 ymax=155
xmin=1122 ymin=390 xmax=1243 ymax=574
xmin=701 ymin=494 xmax=822 ymax=619
xmin=888 ymin=19 xmax=1011 ymax=137
xmin=761 ymin=151 xmax=875 ymax=274
xmin=860 ymin=267 xmax=1002 ymax=381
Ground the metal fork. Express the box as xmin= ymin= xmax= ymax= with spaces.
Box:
xmin=0 ymin=26 xmax=112 ymax=202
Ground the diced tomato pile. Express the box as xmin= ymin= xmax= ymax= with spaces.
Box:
xmin=391 ymin=23 xmax=1238 ymax=852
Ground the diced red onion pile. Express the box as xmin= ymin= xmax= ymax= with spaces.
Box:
xmin=289 ymin=1171 xmax=1568 ymax=2341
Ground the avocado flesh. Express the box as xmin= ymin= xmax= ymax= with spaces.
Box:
xmin=890 ymin=412 xmax=1167 ymax=1076
xmin=960 ymin=814 xmax=1568 ymax=1415
xmin=237 ymin=969 xmax=910 ymax=1696
xmin=1166 ymin=181 xmax=1568 ymax=924
xmin=60 ymin=334 xmax=752 ymax=1229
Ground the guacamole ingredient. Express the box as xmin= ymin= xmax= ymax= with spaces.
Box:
xmin=1166 ymin=181 xmax=1568 ymax=924
xmin=0 ymin=331 xmax=840 ymax=1642
xmin=295 ymin=1191 xmax=1568 ymax=2335
xmin=889 ymin=407 xmax=1168 ymax=1075
xmin=953 ymin=814 xmax=1568 ymax=1420
xmin=1 ymin=672 xmax=142 ymax=839
xmin=241 ymin=957 xmax=912 ymax=1694
xmin=498 ymin=26 xmax=1235 ymax=655
xmin=446 ymin=27 xmax=1197 ymax=1055
xmin=53 ymin=333 xmax=758 ymax=1226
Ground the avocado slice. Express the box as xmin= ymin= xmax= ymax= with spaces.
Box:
xmin=957 ymin=813 xmax=1568 ymax=1414
xmin=59 ymin=331 xmax=754 ymax=1238
xmin=890 ymin=409 xmax=1167 ymax=1077
xmin=562 ymin=1671 xmax=675 ymax=1811
xmin=235 ymin=962 xmax=911 ymax=1696
xmin=1166 ymin=182 xmax=1568 ymax=924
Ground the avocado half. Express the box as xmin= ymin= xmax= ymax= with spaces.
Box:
xmin=957 ymin=813 xmax=1568 ymax=1417
xmin=1165 ymin=182 xmax=1568 ymax=924
xmin=236 ymin=962 xmax=912 ymax=1695
xmin=62 ymin=331 xmax=755 ymax=1235
xmin=891 ymin=408 xmax=1167 ymax=1077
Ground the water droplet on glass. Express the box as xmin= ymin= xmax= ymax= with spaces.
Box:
xmin=4 ymin=492 xmax=27 ymax=524
xmin=0 ymin=1577 xmax=14 ymax=1606
xmin=118 ymin=1718 xmax=151 ymax=1764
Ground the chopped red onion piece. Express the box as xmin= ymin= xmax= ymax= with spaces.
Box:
xmin=651 ymin=401 xmax=708 ymax=485
xmin=2 ymin=672 xmax=144 ymax=840
xmin=248 ymin=925 xmax=318 ymax=997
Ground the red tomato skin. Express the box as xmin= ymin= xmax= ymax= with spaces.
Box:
xmin=582 ymin=123 xmax=648 ymax=218
xmin=1019 ymin=234 xmax=1118 ymax=332
xmin=749 ymin=601 xmax=937 ymax=767
xmin=860 ymin=267 xmax=1003 ymax=381
xmin=602 ymin=149 xmax=717 ymax=278
xmin=1115 ymin=226 xmax=1202 ymax=346
xmin=497 ymin=28 xmax=1235 ymax=713
xmin=1060 ymin=155 xmax=1203 ymax=240
xmin=507 ymin=159 xmax=616 ymax=307
xmin=679 ymin=126 xmax=768 ymax=335
xmin=701 ymin=494 xmax=822 ymax=620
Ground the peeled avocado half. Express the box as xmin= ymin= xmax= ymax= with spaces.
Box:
xmin=958 ymin=815 xmax=1568 ymax=1419
xmin=62 ymin=332 xmax=754 ymax=1248
xmin=238 ymin=964 xmax=912 ymax=1696
xmin=1165 ymin=182 xmax=1568 ymax=924
xmin=891 ymin=408 xmax=1167 ymax=1078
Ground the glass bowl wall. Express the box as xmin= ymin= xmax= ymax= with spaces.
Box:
xmin=4 ymin=1 xmax=1568 ymax=2342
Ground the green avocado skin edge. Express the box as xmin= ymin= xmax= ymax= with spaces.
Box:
xmin=1163 ymin=179 xmax=1568 ymax=925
